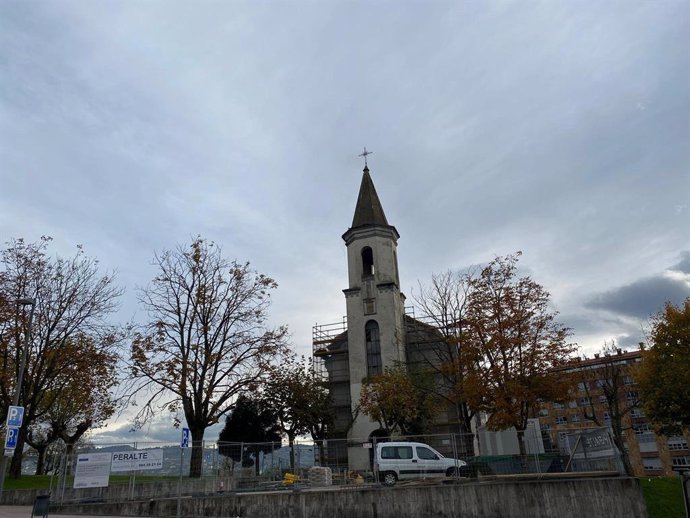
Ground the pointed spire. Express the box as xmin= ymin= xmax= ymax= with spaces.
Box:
xmin=351 ymin=166 xmax=389 ymax=228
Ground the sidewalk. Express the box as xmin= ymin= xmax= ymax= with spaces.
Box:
xmin=0 ymin=506 xmax=125 ymax=518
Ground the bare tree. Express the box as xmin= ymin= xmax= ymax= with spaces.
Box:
xmin=128 ymin=238 xmax=288 ymax=477
xmin=411 ymin=270 xmax=477 ymax=453
xmin=581 ymin=342 xmax=638 ymax=476
xmin=0 ymin=237 xmax=122 ymax=477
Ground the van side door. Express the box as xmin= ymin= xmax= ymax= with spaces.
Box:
xmin=381 ymin=445 xmax=414 ymax=479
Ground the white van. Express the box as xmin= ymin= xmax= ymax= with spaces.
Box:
xmin=373 ymin=441 xmax=468 ymax=486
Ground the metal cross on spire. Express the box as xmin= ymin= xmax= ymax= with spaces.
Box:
xmin=358 ymin=147 xmax=373 ymax=168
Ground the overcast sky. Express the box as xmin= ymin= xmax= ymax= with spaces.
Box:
xmin=1 ymin=1 xmax=688 ymax=443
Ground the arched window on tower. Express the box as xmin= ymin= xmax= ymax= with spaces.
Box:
xmin=365 ymin=320 xmax=382 ymax=377
xmin=361 ymin=247 xmax=374 ymax=277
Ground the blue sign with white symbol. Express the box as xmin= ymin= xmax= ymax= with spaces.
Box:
xmin=5 ymin=427 xmax=19 ymax=449
xmin=6 ymin=406 xmax=24 ymax=427
xmin=181 ymin=428 xmax=190 ymax=448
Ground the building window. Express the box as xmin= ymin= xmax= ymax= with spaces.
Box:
xmin=626 ymin=391 xmax=639 ymax=402
xmin=623 ymin=376 xmax=635 ymax=385
xmin=672 ymin=456 xmax=690 ymax=467
xmin=598 ymin=395 xmax=608 ymax=404
xmin=571 ymin=414 xmax=581 ymax=423
xmin=365 ymin=320 xmax=382 ymax=377
xmin=555 ymin=416 xmax=567 ymax=425
xmin=579 ymin=397 xmax=592 ymax=407
xmin=364 ymin=298 xmax=376 ymax=315
xmin=553 ymin=402 xmax=564 ymax=409
xmin=362 ymin=247 xmax=374 ymax=277
xmin=538 ymin=408 xmax=549 ymax=417
xmin=643 ymin=458 xmax=663 ymax=471
xmin=668 ymin=437 xmax=689 ymax=451
xmin=631 ymin=407 xmax=645 ymax=418
xmin=634 ymin=423 xmax=652 ymax=434
xmin=568 ymin=400 xmax=578 ymax=409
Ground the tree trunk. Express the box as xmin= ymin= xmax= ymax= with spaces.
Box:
xmin=455 ymin=405 xmax=476 ymax=457
xmin=34 ymin=445 xmax=47 ymax=475
xmin=516 ymin=428 xmax=527 ymax=457
xmin=188 ymin=427 xmax=205 ymax=478
xmin=611 ymin=423 xmax=634 ymax=476
xmin=288 ymin=434 xmax=296 ymax=472
xmin=64 ymin=443 xmax=75 ymax=475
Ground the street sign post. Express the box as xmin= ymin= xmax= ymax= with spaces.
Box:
xmin=6 ymin=406 xmax=24 ymax=428
xmin=177 ymin=427 xmax=190 ymax=518
xmin=4 ymin=427 xmax=18 ymax=450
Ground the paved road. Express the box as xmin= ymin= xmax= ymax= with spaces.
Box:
xmin=0 ymin=505 xmax=125 ymax=518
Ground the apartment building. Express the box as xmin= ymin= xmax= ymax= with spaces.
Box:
xmin=538 ymin=348 xmax=689 ymax=476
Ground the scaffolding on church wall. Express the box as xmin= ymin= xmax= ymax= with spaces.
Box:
xmin=312 ymin=309 xmax=467 ymax=438
xmin=312 ymin=317 xmax=349 ymax=380
xmin=312 ymin=317 xmax=352 ymax=439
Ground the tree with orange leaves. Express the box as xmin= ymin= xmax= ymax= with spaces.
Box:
xmin=0 ymin=237 xmax=122 ymax=478
xmin=358 ymin=365 xmax=435 ymax=436
xmin=462 ymin=252 xmax=576 ymax=454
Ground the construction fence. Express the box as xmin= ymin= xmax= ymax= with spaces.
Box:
xmin=25 ymin=428 xmax=623 ymax=504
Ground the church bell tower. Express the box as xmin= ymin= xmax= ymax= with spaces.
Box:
xmin=342 ymin=163 xmax=407 ymax=468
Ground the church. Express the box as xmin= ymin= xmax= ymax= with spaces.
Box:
xmin=312 ymin=162 xmax=452 ymax=471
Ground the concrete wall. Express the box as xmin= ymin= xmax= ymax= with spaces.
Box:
xmin=49 ymin=477 xmax=647 ymax=518
xmin=0 ymin=478 xmax=220 ymax=506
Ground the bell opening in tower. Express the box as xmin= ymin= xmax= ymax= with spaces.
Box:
xmin=362 ymin=246 xmax=375 ymax=277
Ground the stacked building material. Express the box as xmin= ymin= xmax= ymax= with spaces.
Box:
xmin=308 ymin=466 xmax=333 ymax=486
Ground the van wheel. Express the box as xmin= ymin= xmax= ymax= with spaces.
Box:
xmin=381 ymin=471 xmax=397 ymax=486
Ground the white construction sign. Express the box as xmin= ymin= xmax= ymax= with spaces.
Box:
xmin=73 ymin=452 xmax=112 ymax=488
xmin=110 ymin=450 xmax=164 ymax=472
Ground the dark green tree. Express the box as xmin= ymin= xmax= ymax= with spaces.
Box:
xmin=262 ymin=357 xmax=334 ymax=470
xmin=636 ymin=298 xmax=690 ymax=435
xmin=218 ymin=395 xmax=281 ymax=475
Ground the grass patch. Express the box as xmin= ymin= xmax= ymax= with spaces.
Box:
xmin=640 ymin=477 xmax=686 ymax=518
xmin=2 ymin=475 xmax=53 ymax=490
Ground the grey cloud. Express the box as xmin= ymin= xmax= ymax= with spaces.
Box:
xmin=587 ymin=275 xmax=690 ymax=319
xmin=671 ymin=251 xmax=690 ymax=274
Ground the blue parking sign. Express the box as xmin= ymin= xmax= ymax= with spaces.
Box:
xmin=5 ymin=427 xmax=19 ymax=450
xmin=6 ymin=406 xmax=24 ymax=427
xmin=181 ymin=428 xmax=190 ymax=448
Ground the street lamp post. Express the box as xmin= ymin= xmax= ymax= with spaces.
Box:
xmin=0 ymin=298 xmax=35 ymax=500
